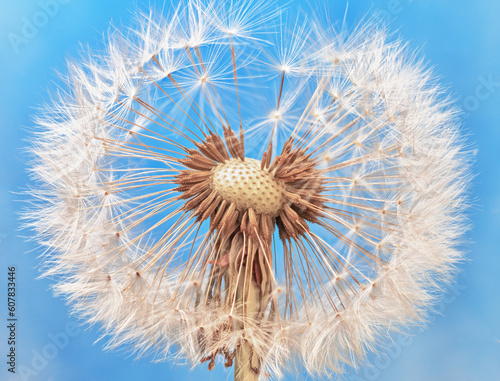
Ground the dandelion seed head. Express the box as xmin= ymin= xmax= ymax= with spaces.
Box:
xmin=24 ymin=0 xmax=471 ymax=379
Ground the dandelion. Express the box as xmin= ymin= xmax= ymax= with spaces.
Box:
xmin=26 ymin=1 xmax=470 ymax=380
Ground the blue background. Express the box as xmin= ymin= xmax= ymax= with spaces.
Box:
xmin=0 ymin=0 xmax=499 ymax=380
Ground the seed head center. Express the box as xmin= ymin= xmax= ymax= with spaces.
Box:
xmin=211 ymin=158 xmax=286 ymax=216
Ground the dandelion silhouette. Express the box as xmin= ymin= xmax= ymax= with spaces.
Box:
xmin=27 ymin=1 xmax=469 ymax=380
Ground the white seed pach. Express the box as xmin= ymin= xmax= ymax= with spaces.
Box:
xmin=211 ymin=158 xmax=286 ymax=216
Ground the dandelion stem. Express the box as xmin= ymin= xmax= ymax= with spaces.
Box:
xmin=234 ymin=259 xmax=260 ymax=381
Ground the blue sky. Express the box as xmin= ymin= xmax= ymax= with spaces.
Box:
xmin=0 ymin=0 xmax=499 ymax=380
